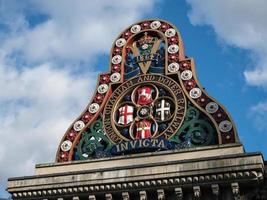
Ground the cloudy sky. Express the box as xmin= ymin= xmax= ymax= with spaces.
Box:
xmin=0 ymin=0 xmax=266 ymax=197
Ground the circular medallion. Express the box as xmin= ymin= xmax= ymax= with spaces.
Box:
xmin=219 ymin=120 xmax=233 ymax=132
xmin=168 ymin=44 xmax=179 ymax=54
xmin=189 ymin=88 xmax=202 ymax=99
xmin=110 ymin=72 xmax=121 ymax=83
xmin=137 ymin=105 xmax=152 ymax=119
xmin=168 ymin=63 xmax=179 ymax=73
xmin=205 ymin=102 xmax=219 ymax=114
xmin=89 ymin=103 xmax=100 ymax=114
xmin=181 ymin=70 xmax=193 ymax=80
xmin=98 ymin=84 xmax=109 ymax=94
xmin=61 ymin=140 xmax=72 ymax=152
xmin=165 ymin=28 xmax=176 ymax=37
xmin=142 ymin=44 xmax=149 ymax=50
xmin=150 ymin=21 xmax=161 ymax=29
xmin=103 ymin=74 xmax=186 ymax=143
xmin=115 ymin=38 xmax=126 ymax=47
xmin=131 ymin=25 xmax=141 ymax=33
xmin=112 ymin=55 xmax=122 ymax=65
xmin=73 ymin=120 xmax=85 ymax=131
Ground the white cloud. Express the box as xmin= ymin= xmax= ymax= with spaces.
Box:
xmin=0 ymin=63 xmax=94 ymax=178
xmin=244 ymin=58 xmax=267 ymax=88
xmin=249 ymin=102 xmax=267 ymax=131
xmin=186 ymin=0 xmax=267 ymax=89
xmin=1 ymin=0 xmax=157 ymax=65
xmin=0 ymin=0 xmax=159 ymax=197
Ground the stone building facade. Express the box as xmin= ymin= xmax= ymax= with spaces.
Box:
xmin=7 ymin=19 xmax=267 ymax=199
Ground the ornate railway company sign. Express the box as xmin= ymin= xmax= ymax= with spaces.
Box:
xmin=56 ymin=19 xmax=238 ymax=162
xmin=103 ymin=74 xmax=186 ymax=143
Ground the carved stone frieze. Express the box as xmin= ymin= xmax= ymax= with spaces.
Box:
xmin=193 ymin=186 xmax=201 ymax=198
xmin=157 ymin=189 xmax=165 ymax=200
xmin=175 ymin=187 xmax=183 ymax=200
xmin=231 ymin=183 xmax=240 ymax=200
xmin=122 ymin=192 xmax=130 ymax=200
xmin=211 ymin=184 xmax=219 ymax=199
xmin=140 ymin=191 xmax=147 ymax=200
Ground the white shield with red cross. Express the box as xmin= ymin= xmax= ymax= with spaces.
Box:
xmin=118 ymin=105 xmax=134 ymax=126
xmin=137 ymin=86 xmax=153 ymax=105
xmin=135 ymin=120 xmax=152 ymax=139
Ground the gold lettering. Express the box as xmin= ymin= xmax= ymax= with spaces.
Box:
xmin=176 ymin=115 xmax=183 ymax=120
xmin=165 ymin=131 xmax=172 ymax=137
xmin=177 ymin=105 xmax=185 ymax=111
xmin=177 ymin=99 xmax=184 ymax=104
xmin=172 ymin=85 xmax=181 ymax=94
xmin=157 ymin=76 xmax=165 ymax=83
xmin=137 ymin=77 xmax=143 ymax=83
xmin=121 ymin=85 xmax=128 ymax=91
xmin=144 ymin=75 xmax=150 ymax=81
xmin=169 ymin=124 xmax=176 ymax=133
xmin=110 ymin=96 xmax=117 ymax=105
xmin=143 ymin=75 xmax=155 ymax=81
xmin=126 ymin=81 xmax=134 ymax=88
xmin=113 ymin=90 xmax=122 ymax=98
xmin=172 ymin=120 xmax=181 ymax=129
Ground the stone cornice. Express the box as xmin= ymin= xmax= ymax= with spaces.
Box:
xmin=9 ymin=170 xmax=264 ymax=199
xmin=7 ymin=147 xmax=265 ymax=199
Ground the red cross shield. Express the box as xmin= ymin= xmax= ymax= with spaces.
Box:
xmin=118 ymin=105 xmax=134 ymax=126
xmin=137 ymin=86 xmax=153 ymax=105
xmin=135 ymin=120 xmax=152 ymax=139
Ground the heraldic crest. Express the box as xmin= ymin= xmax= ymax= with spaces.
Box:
xmin=56 ymin=20 xmax=239 ymax=162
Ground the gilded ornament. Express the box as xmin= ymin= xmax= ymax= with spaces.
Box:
xmin=60 ymin=140 xmax=72 ymax=152
xmin=150 ymin=21 xmax=161 ymax=29
xmin=73 ymin=120 xmax=85 ymax=131
xmin=165 ymin=28 xmax=176 ymax=37
xmin=111 ymin=55 xmax=122 ymax=65
xmin=168 ymin=44 xmax=179 ymax=54
xmin=89 ymin=103 xmax=100 ymax=114
xmin=219 ymin=120 xmax=233 ymax=132
xmin=168 ymin=63 xmax=179 ymax=73
xmin=98 ymin=84 xmax=109 ymax=94
xmin=110 ymin=72 xmax=121 ymax=83
xmin=205 ymin=102 xmax=219 ymax=114
xmin=115 ymin=38 xmax=126 ymax=47
xmin=181 ymin=70 xmax=193 ymax=80
xmin=130 ymin=25 xmax=141 ymax=33
xmin=189 ymin=88 xmax=202 ymax=99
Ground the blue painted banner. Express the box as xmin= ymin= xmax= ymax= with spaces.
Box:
xmin=111 ymin=138 xmax=174 ymax=155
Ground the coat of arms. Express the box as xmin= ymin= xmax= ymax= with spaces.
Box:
xmin=117 ymin=105 xmax=134 ymax=126
xmin=155 ymin=99 xmax=171 ymax=121
xmin=135 ymin=120 xmax=152 ymax=139
xmin=137 ymin=86 xmax=154 ymax=105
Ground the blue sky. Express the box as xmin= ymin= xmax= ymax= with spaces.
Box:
xmin=0 ymin=0 xmax=266 ymax=198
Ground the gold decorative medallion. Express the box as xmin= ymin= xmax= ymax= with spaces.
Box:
xmin=103 ymin=74 xmax=186 ymax=143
